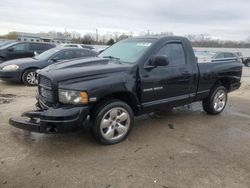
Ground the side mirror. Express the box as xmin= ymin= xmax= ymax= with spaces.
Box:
xmin=8 ymin=47 xmax=14 ymax=52
xmin=149 ymin=55 xmax=169 ymax=67
xmin=50 ymin=57 xmax=60 ymax=62
xmin=99 ymin=50 xmax=105 ymax=54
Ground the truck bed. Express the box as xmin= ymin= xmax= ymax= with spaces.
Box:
xmin=196 ymin=60 xmax=242 ymax=100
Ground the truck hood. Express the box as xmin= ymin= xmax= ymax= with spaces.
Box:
xmin=39 ymin=57 xmax=133 ymax=82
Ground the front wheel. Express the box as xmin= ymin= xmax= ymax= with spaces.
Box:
xmin=22 ymin=69 xmax=37 ymax=86
xmin=246 ymin=61 xmax=250 ymax=67
xmin=91 ymin=100 xmax=134 ymax=145
xmin=202 ymin=86 xmax=227 ymax=115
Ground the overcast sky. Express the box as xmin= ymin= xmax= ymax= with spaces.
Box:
xmin=0 ymin=0 xmax=250 ymax=40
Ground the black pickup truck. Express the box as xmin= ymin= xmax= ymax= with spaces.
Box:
xmin=10 ymin=36 xmax=242 ymax=145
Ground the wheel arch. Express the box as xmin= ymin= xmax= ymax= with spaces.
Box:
xmin=21 ymin=67 xmax=40 ymax=83
xmin=213 ymin=78 xmax=231 ymax=92
xmin=90 ymin=91 xmax=140 ymax=116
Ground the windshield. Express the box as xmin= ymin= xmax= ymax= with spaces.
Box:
xmin=99 ymin=38 xmax=156 ymax=63
xmin=34 ymin=48 xmax=59 ymax=60
xmin=0 ymin=41 xmax=17 ymax=49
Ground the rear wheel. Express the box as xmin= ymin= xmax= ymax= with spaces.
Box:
xmin=202 ymin=86 xmax=227 ymax=115
xmin=91 ymin=100 xmax=134 ymax=145
xmin=246 ymin=61 xmax=250 ymax=67
xmin=22 ymin=69 xmax=38 ymax=86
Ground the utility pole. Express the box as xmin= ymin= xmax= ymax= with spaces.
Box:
xmin=96 ymin=29 xmax=98 ymax=43
xmin=147 ymin=30 xmax=150 ymax=36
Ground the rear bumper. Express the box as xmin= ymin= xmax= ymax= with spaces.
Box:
xmin=0 ymin=70 xmax=22 ymax=82
xmin=9 ymin=106 xmax=89 ymax=133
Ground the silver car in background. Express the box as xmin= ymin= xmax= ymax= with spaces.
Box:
xmin=195 ymin=50 xmax=241 ymax=63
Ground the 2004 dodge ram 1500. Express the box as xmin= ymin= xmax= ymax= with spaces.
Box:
xmin=10 ymin=36 xmax=243 ymax=145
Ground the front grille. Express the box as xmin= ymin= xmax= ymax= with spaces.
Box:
xmin=38 ymin=75 xmax=54 ymax=103
xmin=39 ymin=76 xmax=52 ymax=88
xmin=39 ymin=87 xmax=53 ymax=101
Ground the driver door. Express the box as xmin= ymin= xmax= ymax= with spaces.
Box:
xmin=7 ymin=43 xmax=32 ymax=60
xmin=140 ymin=42 xmax=194 ymax=110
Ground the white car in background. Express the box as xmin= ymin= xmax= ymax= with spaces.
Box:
xmin=58 ymin=43 xmax=96 ymax=50
xmin=195 ymin=51 xmax=240 ymax=63
xmin=58 ymin=44 xmax=109 ymax=53
xmin=194 ymin=50 xmax=214 ymax=63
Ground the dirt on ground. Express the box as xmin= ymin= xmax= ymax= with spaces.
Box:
xmin=0 ymin=68 xmax=250 ymax=188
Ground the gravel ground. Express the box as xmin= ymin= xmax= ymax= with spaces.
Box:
xmin=0 ymin=67 xmax=250 ymax=188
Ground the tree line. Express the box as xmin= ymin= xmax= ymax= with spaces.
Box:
xmin=1 ymin=31 xmax=250 ymax=48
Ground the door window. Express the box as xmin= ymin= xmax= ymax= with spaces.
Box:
xmin=29 ymin=43 xmax=42 ymax=51
xmin=75 ymin=49 xmax=96 ymax=58
xmin=11 ymin=43 xmax=29 ymax=51
xmin=156 ymin=43 xmax=186 ymax=66
xmin=214 ymin=53 xmax=225 ymax=59
xmin=54 ymin=50 xmax=75 ymax=60
xmin=29 ymin=43 xmax=41 ymax=51
xmin=29 ymin=43 xmax=52 ymax=51
xmin=75 ymin=50 xmax=87 ymax=58
xmin=224 ymin=53 xmax=235 ymax=58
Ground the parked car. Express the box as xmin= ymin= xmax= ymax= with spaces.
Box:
xmin=0 ymin=42 xmax=55 ymax=63
xmin=235 ymin=52 xmax=244 ymax=60
xmin=0 ymin=47 xmax=98 ymax=86
xmin=234 ymin=52 xmax=250 ymax=67
xmin=211 ymin=52 xmax=240 ymax=62
xmin=238 ymin=52 xmax=250 ymax=67
xmin=195 ymin=51 xmax=241 ymax=64
xmin=242 ymin=58 xmax=250 ymax=67
xmin=10 ymin=36 xmax=242 ymax=145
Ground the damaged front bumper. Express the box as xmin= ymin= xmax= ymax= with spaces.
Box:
xmin=9 ymin=106 xmax=89 ymax=133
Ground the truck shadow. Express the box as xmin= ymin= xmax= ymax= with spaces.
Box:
xmin=9 ymin=103 xmax=211 ymax=156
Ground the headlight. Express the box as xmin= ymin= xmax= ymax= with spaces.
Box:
xmin=58 ymin=89 xmax=88 ymax=104
xmin=2 ymin=64 xmax=19 ymax=71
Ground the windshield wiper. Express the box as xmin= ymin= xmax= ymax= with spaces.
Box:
xmin=103 ymin=56 xmax=120 ymax=60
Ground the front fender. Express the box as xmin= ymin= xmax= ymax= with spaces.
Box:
xmin=59 ymin=71 xmax=138 ymax=104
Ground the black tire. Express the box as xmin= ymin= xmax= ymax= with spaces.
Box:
xmin=246 ymin=61 xmax=250 ymax=67
xmin=202 ymin=85 xmax=227 ymax=115
xmin=22 ymin=69 xmax=37 ymax=86
xmin=91 ymin=99 xmax=134 ymax=145
xmin=0 ymin=57 xmax=5 ymax=63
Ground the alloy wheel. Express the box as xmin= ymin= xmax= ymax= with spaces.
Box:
xmin=213 ymin=89 xmax=226 ymax=112
xmin=26 ymin=71 xmax=37 ymax=85
xmin=100 ymin=107 xmax=130 ymax=141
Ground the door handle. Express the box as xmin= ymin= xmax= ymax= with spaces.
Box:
xmin=142 ymin=74 xmax=149 ymax=78
xmin=182 ymin=71 xmax=191 ymax=77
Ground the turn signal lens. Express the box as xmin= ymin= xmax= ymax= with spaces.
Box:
xmin=80 ymin=92 xmax=88 ymax=104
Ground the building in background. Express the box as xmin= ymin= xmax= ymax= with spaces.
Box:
xmin=16 ymin=32 xmax=72 ymax=44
